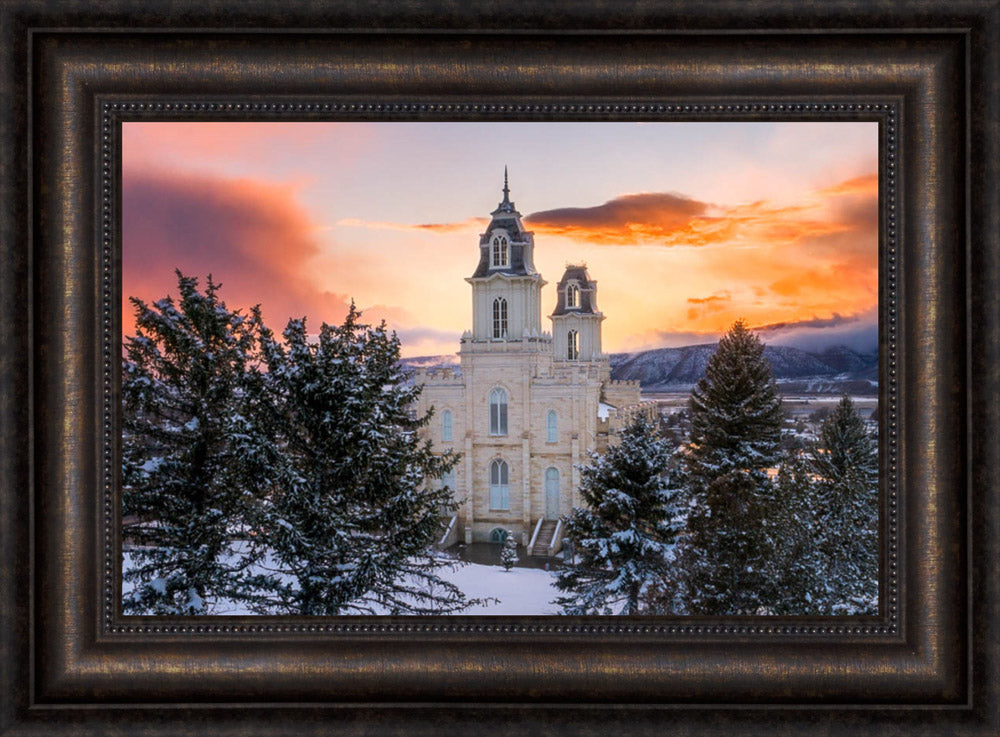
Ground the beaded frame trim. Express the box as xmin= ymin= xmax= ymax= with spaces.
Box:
xmin=101 ymin=101 xmax=898 ymax=636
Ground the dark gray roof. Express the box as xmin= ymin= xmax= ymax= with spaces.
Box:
xmin=551 ymin=264 xmax=599 ymax=316
xmin=480 ymin=211 xmax=530 ymax=241
xmin=470 ymin=239 xmax=532 ymax=278
xmin=470 ymin=172 xmax=537 ymax=279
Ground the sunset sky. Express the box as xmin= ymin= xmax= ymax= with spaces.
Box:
xmin=122 ymin=121 xmax=879 ymax=357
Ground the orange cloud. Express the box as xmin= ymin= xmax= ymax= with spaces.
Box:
xmin=525 ymin=192 xmax=711 ymax=245
xmin=520 ymin=179 xmax=871 ymax=253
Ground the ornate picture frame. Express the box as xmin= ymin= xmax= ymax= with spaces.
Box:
xmin=1 ymin=2 xmax=996 ymax=735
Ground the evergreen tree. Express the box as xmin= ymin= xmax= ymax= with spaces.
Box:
xmin=554 ymin=414 xmax=683 ymax=615
xmin=812 ymin=396 xmax=878 ymax=488
xmin=122 ymin=272 xmax=269 ymax=614
xmin=687 ymin=320 xmax=784 ymax=483
xmin=678 ymin=320 xmax=785 ymax=615
xmin=500 ymin=530 xmax=519 ymax=572
xmin=766 ymin=453 xmax=826 ymax=614
xmin=251 ymin=304 xmax=473 ymax=615
xmin=809 ymin=396 xmax=879 ymax=614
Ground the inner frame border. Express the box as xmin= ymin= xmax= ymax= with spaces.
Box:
xmin=102 ymin=100 xmax=898 ymax=637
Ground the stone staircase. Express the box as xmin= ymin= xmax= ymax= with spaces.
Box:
xmin=531 ymin=520 xmax=558 ymax=557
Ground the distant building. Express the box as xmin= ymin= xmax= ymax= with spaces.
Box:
xmin=414 ymin=171 xmax=651 ymax=554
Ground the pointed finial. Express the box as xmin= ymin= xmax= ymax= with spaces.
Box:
xmin=491 ymin=166 xmax=517 ymax=215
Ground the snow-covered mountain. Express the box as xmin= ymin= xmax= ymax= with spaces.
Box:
xmin=399 ymin=353 xmax=460 ymax=370
xmin=608 ymin=344 xmax=877 ymax=393
xmin=402 ymin=344 xmax=878 ymax=394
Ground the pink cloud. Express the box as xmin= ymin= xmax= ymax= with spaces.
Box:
xmin=122 ymin=170 xmax=351 ymax=337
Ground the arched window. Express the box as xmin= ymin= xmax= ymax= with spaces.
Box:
xmin=492 ymin=297 xmax=508 ymax=339
xmin=489 ymin=459 xmax=510 ymax=510
xmin=566 ymin=283 xmax=579 ymax=308
xmin=491 ymin=234 xmax=509 ymax=267
xmin=546 ymin=410 xmax=558 ymax=443
xmin=567 ymin=329 xmax=579 ymax=360
xmin=489 ymin=388 xmax=508 ymax=436
xmin=489 ymin=527 xmax=508 ymax=543
xmin=441 ymin=468 xmax=455 ymax=490
xmin=441 ymin=409 xmax=453 ymax=442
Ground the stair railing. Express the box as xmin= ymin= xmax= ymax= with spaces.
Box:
xmin=547 ymin=518 xmax=564 ymax=557
xmin=528 ymin=517 xmax=544 ymax=553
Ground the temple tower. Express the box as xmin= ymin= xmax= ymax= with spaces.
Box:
xmin=464 ymin=168 xmax=547 ymax=345
xmin=550 ymin=264 xmax=604 ymax=362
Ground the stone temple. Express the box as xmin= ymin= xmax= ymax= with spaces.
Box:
xmin=414 ymin=171 xmax=651 ymax=555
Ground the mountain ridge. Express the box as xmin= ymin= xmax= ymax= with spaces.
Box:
xmin=401 ymin=342 xmax=878 ymax=394
xmin=608 ymin=343 xmax=877 ymax=393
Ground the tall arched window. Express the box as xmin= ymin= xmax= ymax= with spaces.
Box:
xmin=441 ymin=409 xmax=453 ymax=442
xmin=489 ymin=459 xmax=510 ymax=510
xmin=567 ymin=329 xmax=579 ymax=360
xmin=492 ymin=297 xmax=508 ymax=339
xmin=441 ymin=468 xmax=455 ymax=490
xmin=546 ymin=409 xmax=558 ymax=443
xmin=566 ymin=283 xmax=579 ymax=308
xmin=489 ymin=388 xmax=508 ymax=436
xmin=491 ymin=235 xmax=509 ymax=267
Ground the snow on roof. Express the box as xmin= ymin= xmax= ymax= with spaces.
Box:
xmin=598 ymin=401 xmax=617 ymax=420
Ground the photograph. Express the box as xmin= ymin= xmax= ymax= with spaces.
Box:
xmin=120 ymin=120 xmax=879 ymax=617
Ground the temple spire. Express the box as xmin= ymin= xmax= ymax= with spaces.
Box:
xmin=494 ymin=166 xmax=517 ymax=214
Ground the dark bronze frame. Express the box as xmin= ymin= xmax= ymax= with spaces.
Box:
xmin=1 ymin=1 xmax=997 ymax=735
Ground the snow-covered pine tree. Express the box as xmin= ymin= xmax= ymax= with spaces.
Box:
xmin=686 ymin=320 xmax=784 ymax=483
xmin=812 ymin=395 xmax=878 ymax=488
xmin=122 ymin=272 xmax=270 ymax=614
xmin=767 ymin=453 xmax=826 ymax=614
xmin=809 ymin=395 xmax=879 ymax=614
xmin=252 ymin=304 xmax=472 ymax=615
xmin=554 ymin=414 xmax=683 ymax=615
xmin=678 ymin=319 xmax=786 ymax=615
xmin=500 ymin=530 xmax=519 ymax=572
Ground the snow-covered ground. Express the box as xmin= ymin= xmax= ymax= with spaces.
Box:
xmin=123 ymin=552 xmax=563 ymax=616
xmin=435 ymin=561 xmax=562 ymax=615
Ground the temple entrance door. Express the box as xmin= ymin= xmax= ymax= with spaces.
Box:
xmin=545 ymin=467 xmax=560 ymax=520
